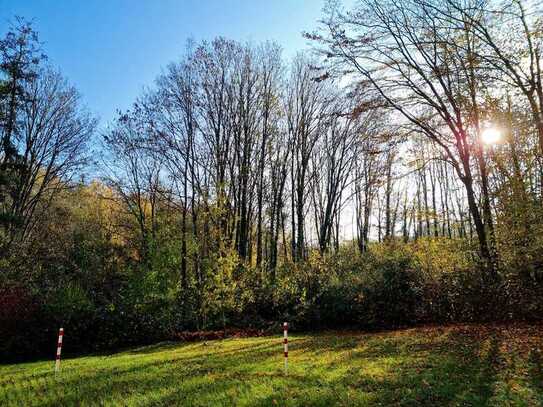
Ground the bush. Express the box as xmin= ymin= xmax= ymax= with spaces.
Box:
xmin=3 ymin=234 xmax=542 ymax=362
xmin=357 ymin=248 xmax=421 ymax=327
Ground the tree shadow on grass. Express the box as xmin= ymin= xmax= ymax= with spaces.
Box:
xmin=12 ymin=333 xmax=486 ymax=406
xmin=174 ymin=330 xmax=501 ymax=406
xmin=529 ymin=348 xmax=543 ymax=388
xmin=125 ymin=341 xmax=188 ymax=355
xmin=10 ymin=328 xmax=543 ymax=406
xmin=261 ymin=329 xmax=502 ymax=406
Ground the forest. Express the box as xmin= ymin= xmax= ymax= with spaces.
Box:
xmin=2 ymin=0 xmax=543 ymax=363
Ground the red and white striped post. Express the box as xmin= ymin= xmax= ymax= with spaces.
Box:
xmin=283 ymin=322 xmax=288 ymax=374
xmin=55 ymin=328 xmax=64 ymax=373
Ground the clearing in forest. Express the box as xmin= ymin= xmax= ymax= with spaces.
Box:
xmin=2 ymin=324 xmax=543 ymax=406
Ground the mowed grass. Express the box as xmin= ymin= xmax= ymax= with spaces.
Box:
xmin=2 ymin=324 xmax=543 ymax=406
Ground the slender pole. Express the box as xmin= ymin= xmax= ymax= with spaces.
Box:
xmin=55 ymin=328 xmax=64 ymax=374
xmin=283 ymin=322 xmax=288 ymax=375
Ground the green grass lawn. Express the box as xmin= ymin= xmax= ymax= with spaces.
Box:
xmin=2 ymin=324 xmax=543 ymax=406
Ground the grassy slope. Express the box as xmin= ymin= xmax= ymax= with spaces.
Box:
xmin=2 ymin=324 xmax=543 ymax=406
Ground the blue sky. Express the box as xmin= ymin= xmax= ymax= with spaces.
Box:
xmin=0 ymin=0 xmax=326 ymax=126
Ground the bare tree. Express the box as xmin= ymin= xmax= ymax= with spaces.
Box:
xmin=310 ymin=0 xmax=500 ymax=271
xmin=285 ymin=54 xmax=327 ymax=261
xmin=3 ymin=69 xmax=94 ymax=251
xmin=103 ymin=108 xmax=161 ymax=264
xmin=312 ymin=96 xmax=359 ymax=253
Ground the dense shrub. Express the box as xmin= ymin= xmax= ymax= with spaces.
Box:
xmin=3 ymin=237 xmax=543 ymax=362
xmin=356 ymin=248 xmax=421 ymax=327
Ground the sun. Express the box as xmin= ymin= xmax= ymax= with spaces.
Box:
xmin=481 ymin=128 xmax=501 ymax=145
